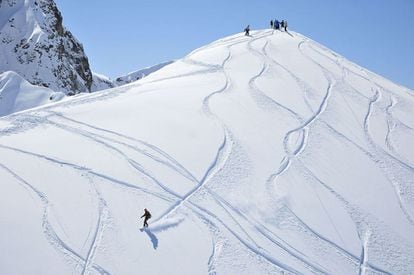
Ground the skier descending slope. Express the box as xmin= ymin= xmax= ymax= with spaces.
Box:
xmin=140 ymin=208 xmax=152 ymax=228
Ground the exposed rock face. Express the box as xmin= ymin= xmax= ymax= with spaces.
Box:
xmin=0 ymin=0 xmax=93 ymax=94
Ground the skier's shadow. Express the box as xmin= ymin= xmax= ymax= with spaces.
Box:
xmin=140 ymin=219 xmax=183 ymax=250
xmin=140 ymin=228 xmax=158 ymax=249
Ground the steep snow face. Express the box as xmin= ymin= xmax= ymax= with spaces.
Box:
xmin=114 ymin=61 xmax=174 ymax=86
xmin=0 ymin=0 xmax=93 ymax=94
xmin=1 ymin=30 xmax=414 ymax=274
xmin=0 ymin=70 xmax=64 ymax=116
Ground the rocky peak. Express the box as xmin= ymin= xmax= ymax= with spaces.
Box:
xmin=0 ymin=0 xmax=93 ymax=94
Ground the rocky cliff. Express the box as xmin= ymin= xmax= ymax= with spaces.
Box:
xmin=0 ymin=0 xmax=93 ymax=94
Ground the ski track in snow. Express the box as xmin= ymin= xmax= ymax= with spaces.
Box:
xmin=46 ymin=111 xmax=199 ymax=184
xmin=209 ymin=33 xmax=351 ymax=273
xmin=384 ymin=97 xmax=397 ymax=154
xmin=183 ymin=37 xmax=300 ymax=271
xmin=262 ymin=35 xmax=411 ymax=274
xmin=307 ymin=40 xmax=414 ymax=168
xmin=303 ymin=37 xmax=412 ymax=103
xmin=308 ymin=42 xmax=414 ymax=173
xmin=81 ymin=175 xmax=111 ymax=275
xmin=149 ymin=37 xmax=241 ymax=224
xmin=266 ymin=38 xmax=335 ymax=188
xmin=0 ymin=142 xmax=175 ymax=273
xmin=180 ymin=31 xmax=323 ymax=272
xmin=200 ymin=33 xmax=304 ymax=273
xmin=246 ymin=37 xmax=303 ymax=121
xmin=189 ymin=202 xmax=302 ymax=274
xmin=206 ymin=187 xmax=329 ymax=274
xmin=362 ymin=88 xmax=414 ymax=227
xmin=358 ymin=229 xmax=371 ymax=275
xmin=151 ymin=127 xmax=231 ymax=224
xmin=262 ymin=39 xmax=316 ymax=115
xmin=0 ymin=163 xmax=110 ymax=275
xmin=383 ymin=96 xmax=414 ymax=165
xmin=193 ymin=31 xmax=311 ymax=273
xmin=308 ymin=39 xmax=414 ymax=230
xmin=185 ymin=30 xmax=352 ymax=273
xmin=297 ymin=40 xmax=414 ymax=272
xmin=296 ymin=161 xmax=393 ymax=275
xmin=0 ymin=143 xmax=174 ymax=202
xmin=33 ymin=115 xmax=191 ymax=200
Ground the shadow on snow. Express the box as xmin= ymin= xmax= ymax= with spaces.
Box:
xmin=140 ymin=218 xmax=184 ymax=250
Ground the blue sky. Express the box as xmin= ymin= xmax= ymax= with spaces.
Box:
xmin=55 ymin=0 xmax=414 ymax=89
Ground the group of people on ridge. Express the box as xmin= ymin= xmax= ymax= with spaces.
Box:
xmin=270 ymin=19 xmax=288 ymax=31
xmin=244 ymin=19 xmax=288 ymax=36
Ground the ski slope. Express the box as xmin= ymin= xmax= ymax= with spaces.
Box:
xmin=1 ymin=29 xmax=414 ymax=274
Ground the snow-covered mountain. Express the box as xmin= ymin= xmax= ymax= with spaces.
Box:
xmin=0 ymin=0 xmax=94 ymax=94
xmin=1 ymin=30 xmax=413 ymax=274
xmin=114 ymin=61 xmax=174 ymax=86
xmin=0 ymin=0 xmax=175 ymax=116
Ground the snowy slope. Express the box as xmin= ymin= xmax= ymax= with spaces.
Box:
xmin=1 ymin=30 xmax=414 ymax=274
xmin=0 ymin=71 xmax=64 ymax=116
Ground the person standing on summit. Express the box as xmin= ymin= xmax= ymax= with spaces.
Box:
xmin=274 ymin=19 xmax=280 ymax=30
xmin=282 ymin=20 xmax=288 ymax=31
xmin=140 ymin=208 xmax=152 ymax=228
xmin=244 ymin=25 xmax=250 ymax=36
xmin=270 ymin=20 xmax=274 ymax=29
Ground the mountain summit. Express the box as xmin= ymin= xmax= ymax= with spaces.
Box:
xmin=0 ymin=29 xmax=413 ymax=274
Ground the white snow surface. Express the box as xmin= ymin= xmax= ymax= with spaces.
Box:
xmin=1 ymin=30 xmax=414 ymax=274
xmin=0 ymin=70 xmax=64 ymax=116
